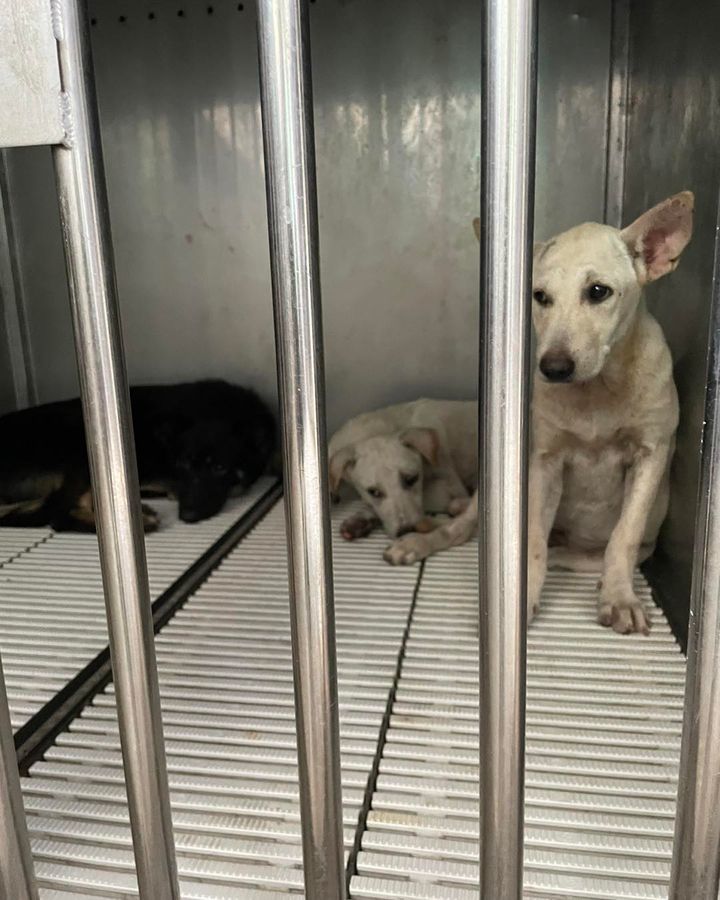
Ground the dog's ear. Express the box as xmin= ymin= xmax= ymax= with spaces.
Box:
xmin=621 ymin=191 xmax=694 ymax=284
xmin=329 ymin=446 xmax=356 ymax=494
xmin=153 ymin=416 xmax=182 ymax=449
xmin=401 ymin=428 xmax=440 ymax=467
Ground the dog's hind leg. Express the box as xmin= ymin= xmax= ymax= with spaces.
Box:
xmin=448 ymin=497 xmax=471 ymax=516
xmin=548 ymin=546 xmax=604 ymax=573
xmin=0 ymin=497 xmax=52 ymax=527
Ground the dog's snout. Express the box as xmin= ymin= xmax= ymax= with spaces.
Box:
xmin=179 ymin=507 xmax=204 ymax=523
xmin=539 ymin=351 xmax=575 ymax=383
xmin=396 ymin=523 xmax=415 ymax=537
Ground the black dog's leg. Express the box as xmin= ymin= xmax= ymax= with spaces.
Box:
xmin=0 ymin=498 xmax=55 ymax=527
xmin=0 ymin=475 xmax=159 ymax=534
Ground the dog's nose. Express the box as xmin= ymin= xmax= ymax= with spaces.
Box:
xmin=539 ymin=352 xmax=575 ymax=383
xmin=396 ymin=523 xmax=415 ymax=537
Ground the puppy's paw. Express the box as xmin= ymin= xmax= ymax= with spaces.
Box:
xmin=142 ymin=504 xmax=160 ymax=533
xmin=448 ymin=497 xmax=471 ymax=517
xmin=340 ymin=515 xmax=375 ymax=541
xmin=383 ymin=533 xmax=431 ymax=566
xmin=598 ymin=587 xmax=650 ymax=635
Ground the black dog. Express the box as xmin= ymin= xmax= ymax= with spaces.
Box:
xmin=0 ymin=380 xmax=276 ymax=532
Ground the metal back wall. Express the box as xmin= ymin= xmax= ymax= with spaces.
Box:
xmin=3 ymin=0 xmax=611 ymax=432
xmin=623 ymin=0 xmax=720 ymax=639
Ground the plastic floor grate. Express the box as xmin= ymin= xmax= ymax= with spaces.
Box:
xmin=0 ymin=477 xmax=277 ymax=731
xmin=23 ymin=499 xmax=420 ymax=897
xmin=351 ymin=540 xmax=685 ymax=900
xmin=13 ymin=496 xmax=687 ymax=898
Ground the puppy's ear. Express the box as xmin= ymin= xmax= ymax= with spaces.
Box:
xmin=401 ymin=428 xmax=440 ymax=467
xmin=153 ymin=416 xmax=181 ymax=449
xmin=621 ymin=191 xmax=694 ymax=284
xmin=328 ymin=446 xmax=356 ymax=494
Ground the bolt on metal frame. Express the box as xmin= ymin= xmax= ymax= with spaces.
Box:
xmin=669 ymin=191 xmax=720 ymax=899
xmin=478 ymin=0 xmax=538 ymax=896
xmin=256 ymin=1 xmax=346 ymax=897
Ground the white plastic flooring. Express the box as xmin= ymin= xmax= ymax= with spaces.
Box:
xmin=0 ymin=477 xmax=276 ymax=731
xmin=8 ymin=496 xmax=685 ymax=898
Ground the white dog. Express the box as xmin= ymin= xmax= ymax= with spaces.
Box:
xmin=384 ymin=192 xmax=693 ymax=635
xmin=328 ymin=399 xmax=477 ymax=539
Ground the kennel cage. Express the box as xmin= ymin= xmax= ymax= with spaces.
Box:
xmin=0 ymin=0 xmax=719 ymax=898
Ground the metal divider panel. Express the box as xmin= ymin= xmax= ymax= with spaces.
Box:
xmin=0 ymin=477 xmax=276 ymax=730
xmin=23 ymin=499 xmax=420 ymax=896
xmin=351 ymin=540 xmax=685 ymax=900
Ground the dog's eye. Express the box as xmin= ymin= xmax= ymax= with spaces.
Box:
xmin=401 ymin=473 xmax=419 ymax=489
xmin=367 ymin=487 xmax=385 ymax=500
xmin=533 ymin=289 xmax=550 ymax=306
xmin=587 ymin=283 xmax=613 ymax=303
xmin=211 ymin=463 xmax=228 ymax=476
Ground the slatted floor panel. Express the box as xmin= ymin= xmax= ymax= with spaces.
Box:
xmin=1 ymin=477 xmax=277 ymax=731
xmin=0 ymin=527 xmax=51 ymax=566
xmin=351 ymin=540 xmax=685 ymax=900
xmin=22 ymin=501 xmax=420 ymax=897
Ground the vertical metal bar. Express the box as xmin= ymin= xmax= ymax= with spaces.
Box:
xmin=0 ymin=654 xmax=37 ymax=900
xmin=669 ymin=195 xmax=720 ymax=900
xmin=256 ymin=2 xmax=345 ymax=898
xmin=0 ymin=152 xmax=36 ymax=408
xmin=479 ymin=0 xmax=537 ymax=896
xmin=603 ymin=0 xmax=630 ymax=227
xmin=50 ymin=0 xmax=179 ymax=896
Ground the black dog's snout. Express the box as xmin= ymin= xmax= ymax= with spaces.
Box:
xmin=396 ymin=523 xmax=415 ymax=537
xmin=179 ymin=508 xmax=204 ymax=523
xmin=540 ymin=351 xmax=575 ymax=383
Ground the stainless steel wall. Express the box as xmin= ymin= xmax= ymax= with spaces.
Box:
xmin=2 ymin=0 xmax=612 ymax=432
xmin=624 ymin=0 xmax=720 ymax=639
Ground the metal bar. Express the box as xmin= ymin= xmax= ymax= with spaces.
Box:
xmin=603 ymin=0 xmax=630 ymax=227
xmin=0 ymin=653 xmax=37 ymax=900
xmin=255 ymin=2 xmax=345 ymax=898
xmin=669 ymin=194 xmax=720 ymax=900
xmin=0 ymin=152 xmax=36 ymax=408
xmin=50 ymin=0 xmax=179 ymax=896
xmin=479 ymin=0 xmax=538 ymax=896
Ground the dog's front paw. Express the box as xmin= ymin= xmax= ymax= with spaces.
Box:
xmin=598 ymin=586 xmax=650 ymax=635
xmin=383 ymin=533 xmax=431 ymax=566
xmin=340 ymin=514 xmax=376 ymax=541
xmin=142 ymin=504 xmax=160 ymax=533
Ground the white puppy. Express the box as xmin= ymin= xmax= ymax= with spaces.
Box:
xmin=384 ymin=192 xmax=693 ymax=635
xmin=328 ymin=399 xmax=477 ymax=539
